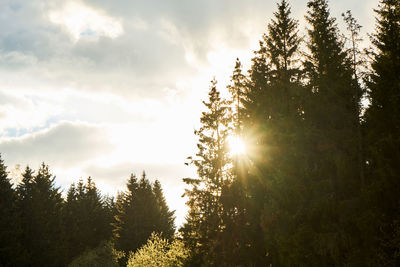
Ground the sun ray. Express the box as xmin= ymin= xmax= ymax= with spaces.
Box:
xmin=227 ymin=135 xmax=246 ymax=156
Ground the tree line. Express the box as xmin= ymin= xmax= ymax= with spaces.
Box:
xmin=0 ymin=160 xmax=175 ymax=266
xmin=181 ymin=0 xmax=400 ymax=266
xmin=1 ymin=0 xmax=399 ymax=266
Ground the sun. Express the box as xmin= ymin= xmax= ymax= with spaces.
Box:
xmin=227 ymin=135 xmax=246 ymax=156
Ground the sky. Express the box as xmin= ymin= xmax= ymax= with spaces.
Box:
xmin=0 ymin=0 xmax=379 ymax=226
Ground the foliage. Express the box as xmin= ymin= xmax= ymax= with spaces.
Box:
xmin=68 ymin=241 xmax=123 ymax=267
xmin=363 ymin=0 xmax=400 ymax=264
xmin=180 ymin=78 xmax=232 ymax=265
xmin=127 ymin=233 xmax=189 ymax=267
xmin=62 ymin=177 xmax=115 ymax=265
xmin=0 ymin=154 xmax=25 ymax=266
xmin=16 ymin=163 xmax=64 ymax=267
xmin=113 ymin=172 xmax=175 ymax=264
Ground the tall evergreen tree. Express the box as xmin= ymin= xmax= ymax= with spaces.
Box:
xmin=62 ymin=177 xmax=114 ymax=265
xmin=113 ymin=172 xmax=174 ymax=264
xmin=180 ymin=78 xmax=232 ymax=266
xmin=364 ymin=0 xmax=400 ymax=264
xmin=300 ymin=0 xmax=361 ymax=264
xmin=152 ymin=180 xmax=175 ymax=239
xmin=227 ymin=58 xmax=248 ymax=133
xmin=0 ymin=155 xmax=24 ymax=266
xmin=17 ymin=163 xmax=63 ymax=267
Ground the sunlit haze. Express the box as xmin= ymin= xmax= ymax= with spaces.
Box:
xmin=227 ymin=135 xmax=246 ymax=156
xmin=0 ymin=0 xmax=379 ymax=227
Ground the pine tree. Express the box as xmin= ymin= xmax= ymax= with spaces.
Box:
xmin=113 ymin=172 xmax=174 ymax=264
xmin=181 ymin=78 xmax=232 ymax=266
xmin=0 ymin=155 xmax=24 ymax=266
xmin=364 ymin=0 xmax=400 ymax=264
xmin=152 ymin=180 xmax=175 ymax=239
xmin=17 ymin=163 xmax=63 ymax=267
xmin=62 ymin=177 xmax=113 ymax=265
xmin=252 ymin=1 xmax=308 ymax=265
xmin=299 ymin=0 xmax=361 ymax=264
xmin=227 ymin=58 xmax=248 ymax=133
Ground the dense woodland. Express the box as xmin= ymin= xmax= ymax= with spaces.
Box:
xmin=1 ymin=0 xmax=400 ymax=266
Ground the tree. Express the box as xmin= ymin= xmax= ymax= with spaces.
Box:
xmin=68 ymin=241 xmax=122 ymax=267
xmin=363 ymin=0 xmax=400 ymax=264
xmin=127 ymin=233 xmax=189 ymax=267
xmin=0 ymin=155 xmax=24 ymax=266
xmin=152 ymin=180 xmax=175 ymax=239
xmin=113 ymin=172 xmax=175 ymax=264
xmin=227 ymin=58 xmax=248 ymax=133
xmin=62 ymin=177 xmax=114 ymax=265
xmin=181 ymin=78 xmax=232 ymax=266
xmin=297 ymin=0 xmax=362 ymax=264
xmin=17 ymin=163 xmax=63 ymax=267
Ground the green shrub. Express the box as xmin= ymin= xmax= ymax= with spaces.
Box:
xmin=68 ymin=241 xmax=124 ymax=267
xmin=127 ymin=233 xmax=189 ymax=267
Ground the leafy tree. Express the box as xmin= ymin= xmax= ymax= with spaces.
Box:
xmin=68 ymin=241 xmax=122 ymax=267
xmin=127 ymin=233 xmax=189 ymax=267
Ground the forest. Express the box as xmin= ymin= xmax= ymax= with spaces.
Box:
xmin=1 ymin=0 xmax=400 ymax=266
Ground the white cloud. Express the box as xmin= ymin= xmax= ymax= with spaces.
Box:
xmin=48 ymin=1 xmax=124 ymax=41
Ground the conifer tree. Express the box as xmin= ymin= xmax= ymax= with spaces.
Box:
xmin=364 ymin=0 xmax=400 ymax=264
xmin=152 ymin=180 xmax=175 ymax=239
xmin=227 ymin=58 xmax=247 ymax=133
xmin=113 ymin=172 xmax=174 ymax=264
xmin=253 ymin=1 xmax=307 ymax=265
xmin=0 ymin=155 xmax=24 ymax=266
xmin=300 ymin=0 xmax=361 ymax=264
xmin=17 ymin=163 xmax=63 ymax=267
xmin=181 ymin=78 xmax=232 ymax=266
xmin=62 ymin=177 xmax=113 ymax=265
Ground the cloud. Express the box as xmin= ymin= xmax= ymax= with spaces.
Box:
xmin=0 ymin=121 xmax=115 ymax=168
xmin=0 ymin=0 xmax=381 ymax=226
xmin=49 ymin=1 xmax=124 ymax=41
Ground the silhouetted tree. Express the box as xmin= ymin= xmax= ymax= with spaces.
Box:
xmin=181 ymin=78 xmax=232 ymax=266
xmin=113 ymin=172 xmax=174 ymax=265
xmin=0 ymin=155 xmax=24 ymax=266
xmin=17 ymin=163 xmax=63 ymax=267
xmin=62 ymin=177 xmax=114 ymax=265
xmin=363 ymin=0 xmax=400 ymax=264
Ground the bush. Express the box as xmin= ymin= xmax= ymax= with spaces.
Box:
xmin=127 ymin=233 xmax=189 ymax=267
xmin=68 ymin=241 xmax=124 ymax=267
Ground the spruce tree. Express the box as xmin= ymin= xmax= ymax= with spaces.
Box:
xmin=227 ymin=58 xmax=248 ymax=133
xmin=62 ymin=177 xmax=113 ymax=265
xmin=0 ymin=155 xmax=24 ymax=266
xmin=364 ymin=0 xmax=400 ymax=264
xmin=152 ymin=180 xmax=175 ymax=239
xmin=181 ymin=78 xmax=232 ymax=266
xmin=17 ymin=163 xmax=63 ymax=267
xmin=113 ymin=172 xmax=174 ymax=264
xmin=301 ymin=0 xmax=361 ymax=264
xmin=254 ymin=1 xmax=308 ymax=265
